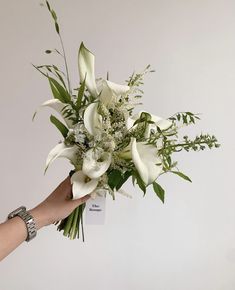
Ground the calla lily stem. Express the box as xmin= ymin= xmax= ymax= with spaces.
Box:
xmin=70 ymin=207 xmax=79 ymax=239
xmin=63 ymin=210 xmax=74 ymax=237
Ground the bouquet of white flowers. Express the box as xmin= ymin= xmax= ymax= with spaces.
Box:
xmin=33 ymin=2 xmax=219 ymax=240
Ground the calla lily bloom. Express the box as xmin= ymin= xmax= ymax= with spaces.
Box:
xmin=131 ymin=138 xmax=162 ymax=185
xmin=82 ymin=148 xmax=112 ymax=179
xmin=71 ymin=170 xmax=98 ymax=199
xmin=78 ymin=42 xmax=99 ymax=97
xmin=83 ymin=103 xmax=102 ymax=135
xmin=45 ymin=142 xmax=78 ymax=173
xmin=126 ymin=111 xmax=172 ymax=138
xmin=82 ymin=80 xmax=130 ymax=135
xmin=99 ymin=79 xmax=130 ymax=106
xmin=78 ymin=42 xmax=130 ymax=105
xmin=33 ymin=99 xmax=74 ymax=128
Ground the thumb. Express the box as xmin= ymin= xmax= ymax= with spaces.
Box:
xmin=71 ymin=194 xmax=91 ymax=206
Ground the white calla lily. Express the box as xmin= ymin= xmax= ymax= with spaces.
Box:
xmin=78 ymin=42 xmax=130 ymax=106
xmin=78 ymin=42 xmax=98 ymax=97
xmin=82 ymin=148 xmax=111 ymax=179
xmin=83 ymin=103 xmax=102 ymax=135
xmin=131 ymin=138 xmax=162 ymax=185
xmin=33 ymin=99 xmax=74 ymax=128
xmin=45 ymin=142 xmax=78 ymax=173
xmin=126 ymin=111 xmax=172 ymax=138
xmin=99 ymin=80 xmax=130 ymax=105
xmin=83 ymin=82 xmax=130 ymax=136
xmin=150 ymin=114 xmax=172 ymax=130
xmin=71 ymin=170 xmax=98 ymax=199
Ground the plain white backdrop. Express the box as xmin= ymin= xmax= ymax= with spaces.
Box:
xmin=0 ymin=0 xmax=234 ymax=289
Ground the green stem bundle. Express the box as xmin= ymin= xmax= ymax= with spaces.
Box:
xmin=57 ymin=203 xmax=86 ymax=241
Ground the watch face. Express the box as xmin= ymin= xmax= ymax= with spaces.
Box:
xmin=8 ymin=206 xmax=26 ymax=219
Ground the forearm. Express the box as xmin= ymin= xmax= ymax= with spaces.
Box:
xmin=0 ymin=216 xmax=28 ymax=261
xmin=0 ymin=177 xmax=89 ymax=262
xmin=0 ymin=208 xmax=44 ymax=262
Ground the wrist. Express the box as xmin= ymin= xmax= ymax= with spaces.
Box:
xmin=6 ymin=215 xmax=29 ymax=240
xmin=7 ymin=206 xmax=38 ymax=242
xmin=28 ymin=207 xmax=48 ymax=230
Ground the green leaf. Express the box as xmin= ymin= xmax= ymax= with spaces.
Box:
xmin=33 ymin=65 xmax=69 ymax=100
xmin=170 ymin=171 xmax=192 ymax=182
xmin=32 ymin=110 xmax=37 ymax=121
xmin=134 ymin=172 xmax=146 ymax=195
xmin=50 ymin=115 xmax=69 ymax=138
xmin=107 ymin=169 xmax=132 ymax=191
xmin=48 ymin=78 xmax=65 ymax=103
xmin=108 ymin=170 xmax=122 ymax=190
xmin=48 ymin=77 xmax=71 ymax=103
xmin=153 ymin=182 xmax=165 ymax=203
xmin=55 ymin=71 xmax=67 ymax=89
xmin=183 ymin=114 xmax=187 ymax=124
xmin=133 ymin=112 xmax=151 ymax=127
xmin=76 ymin=77 xmax=86 ymax=109
xmin=116 ymin=170 xmax=132 ymax=190
xmin=186 ymin=111 xmax=193 ymax=116
xmin=51 ymin=9 xmax=57 ymax=21
xmin=46 ymin=1 xmax=51 ymax=11
xmin=55 ymin=22 xmax=60 ymax=34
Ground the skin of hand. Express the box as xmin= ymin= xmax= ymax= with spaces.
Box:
xmin=29 ymin=176 xmax=90 ymax=230
xmin=0 ymin=176 xmax=90 ymax=261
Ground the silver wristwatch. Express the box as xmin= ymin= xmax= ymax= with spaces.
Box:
xmin=8 ymin=206 xmax=37 ymax=242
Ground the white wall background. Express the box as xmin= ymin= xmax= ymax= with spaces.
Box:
xmin=0 ymin=0 xmax=234 ymax=289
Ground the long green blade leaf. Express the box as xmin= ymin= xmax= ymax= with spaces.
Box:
xmin=46 ymin=1 xmax=51 ymax=11
xmin=50 ymin=115 xmax=69 ymax=138
xmin=48 ymin=77 xmax=71 ymax=103
xmin=76 ymin=77 xmax=86 ymax=109
xmin=48 ymin=78 xmax=64 ymax=102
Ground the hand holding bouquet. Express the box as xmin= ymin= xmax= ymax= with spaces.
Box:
xmin=33 ymin=2 xmax=220 ymax=240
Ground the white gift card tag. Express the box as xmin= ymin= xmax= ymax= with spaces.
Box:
xmin=85 ymin=195 xmax=106 ymax=225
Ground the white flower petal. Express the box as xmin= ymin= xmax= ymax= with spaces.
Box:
xmin=99 ymin=80 xmax=130 ymax=105
xmin=118 ymin=142 xmax=132 ymax=160
xmin=82 ymin=149 xmax=111 ymax=179
xmin=99 ymin=81 xmax=113 ymax=105
xmin=131 ymin=138 xmax=162 ymax=185
xmin=105 ymin=80 xmax=130 ymax=96
xmin=71 ymin=171 xmax=98 ymax=199
xmin=151 ymin=114 xmax=172 ymax=131
xmin=78 ymin=42 xmax=98 ymax=97
xmin=83 ymin=103 xmax=102 ymax=135
xmin=126 ymin=111 xmax=172 ymax=138
xmin=34 ymin=99 xmax=74 ymax=128
xmin=145 ymin=116 xmax=172 ymax=138
xmin=45 ymin=142 xmax=78 ymax=173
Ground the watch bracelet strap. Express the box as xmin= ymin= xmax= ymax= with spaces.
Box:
xmin=17 ymin=211 xmax=37 ymax=242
